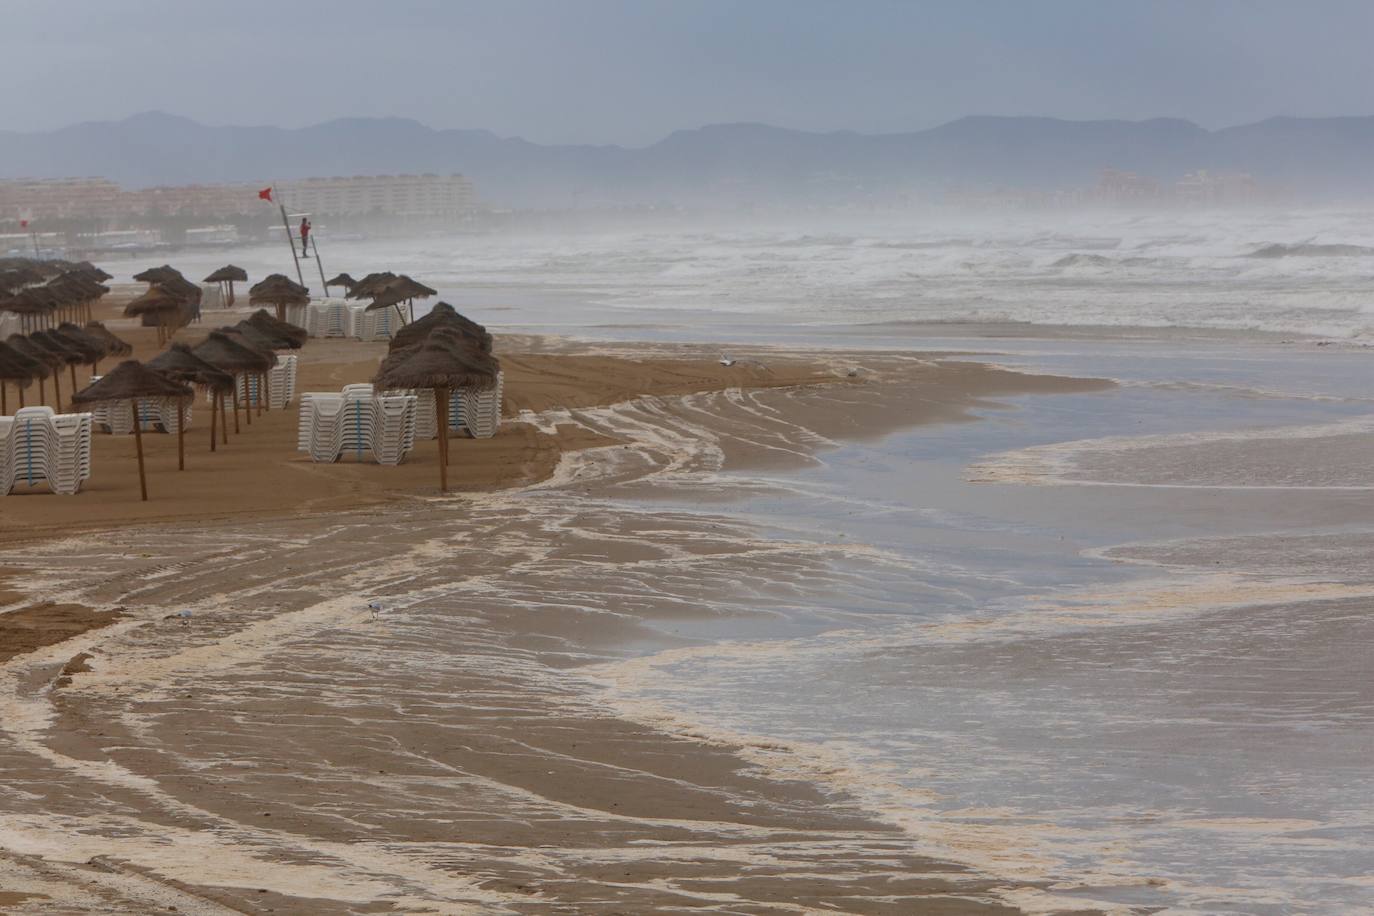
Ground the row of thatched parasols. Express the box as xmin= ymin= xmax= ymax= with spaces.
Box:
xmin=374 ymin=302 xmax=498 ymax=492
xmin=68 ymin=309 xmax=309 ymax=502
xmin=0 ymin=322 xmax=132 ymax=413
xmin=0 ymin=261 xmax=113 ymax=332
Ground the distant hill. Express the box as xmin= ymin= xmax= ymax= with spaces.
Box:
xmin=3 ymin=111 xmax=1374 ymax=207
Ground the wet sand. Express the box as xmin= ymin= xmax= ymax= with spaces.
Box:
xmin=0 ymin=291 xmax=1115 ymax=913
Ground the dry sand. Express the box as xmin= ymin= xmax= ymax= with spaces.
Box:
xmin=0 ymin=289 xmax=1114 ymax=913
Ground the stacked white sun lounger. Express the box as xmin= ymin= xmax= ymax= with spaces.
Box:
xmin=88 ymin=382 xmax=191 ymax=435
xmin=460 ymin=370 xmax=503 ymax=439
xmin=0 ymin=407 xmax=93 ymax=495
xmin=0 ymin=312 xmax=22 ymax=338
xmin=299 ymin=299 xmax=408 ymax=341
xmin=297 ymin=384 xmax=417 ymax=465
xmin=354 ymin=305 xmax=405 ymax=342
xmin=236 ymin=355 xmax=299 ymax=410
xmin=399 ymin=371 xmax=503 ymax=440
xmin=302 ymin=299 xmax=354 ymax=338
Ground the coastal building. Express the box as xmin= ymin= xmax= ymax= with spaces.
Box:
xmin=272 ymin=174 xmax=476 ymax=218
xmin=2 ymin=174 xmax=478 ymax=224
xmin=0 ymin=177 xmax=123 ymax=220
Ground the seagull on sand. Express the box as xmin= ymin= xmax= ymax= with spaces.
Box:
xmin=367 ymin=601 xmax=384 ymax=620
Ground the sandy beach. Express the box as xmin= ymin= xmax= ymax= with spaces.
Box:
xmin=0 ymin=289 xmax=1113 ymax=912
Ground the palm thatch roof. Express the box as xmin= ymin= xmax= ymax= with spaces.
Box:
xmin=124 ymin=286 xmax=185 ymax=317
xmin=389 ymin=302 xmax=492 ymax=352
xmin=72 ymin=360 xmax=193 ymax=406
xmin=364 ymin=276 xmax=439 ymax=312
xmin=83 ymin=321 xmax=133 ymax=357
xmin=55 ymin=322 xmax=109 ymax=355
xmin=192 ymin=331 xmax=277 ymax=373
xmin=325 ymin=272 xmax=356 ymax=289
xmin=8 ymin=334 xmax=65 ymax=371
xmin=31 ymin=330 xmax=88 ymax=366
xmin=0 ymin=342 xmax=42 ymax=383
xmin=146 ymin=343 xmax=236 ymax=391
xmin=345 ymin=271 xmax=397 ymax=299
xmin=375 ymin=329 xmax=500 ymax=390
xmin=204 ymin=265 xmax=249 ymax=283
xmin=158 ymin=272 xmax=203 ymax=305
xmin=48 ymin=325 xmax=106 ymax=363
xmin=248 ymin=273 xmax=310 ymax=305
xmin=132 ymin=265 xmax=183 ymax=284
xmin=245 ymin=310 xmax=308 ymax=348
xmin=220 ymin=323 xmax=287 ymax=354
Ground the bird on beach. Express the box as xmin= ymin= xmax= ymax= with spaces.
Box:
xmin=367 ymin=601 xmax=384 ymax=620
xmin=719 ymin=354 xmax=735 ymax=367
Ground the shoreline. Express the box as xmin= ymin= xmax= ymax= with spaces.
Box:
xmin=0 ymin=303 xmax=1113 ymax=913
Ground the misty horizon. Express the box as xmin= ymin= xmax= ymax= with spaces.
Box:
xmin=5 ymin=0 xmax=1374 ymax=145
xmin=11 ymin=108 xmax=1374 ymax=149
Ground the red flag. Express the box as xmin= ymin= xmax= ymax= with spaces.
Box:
xmin=258 ymin=187 xmax=273 ymax=202
xmin=19 ymin=219 xmax=27 ymax=229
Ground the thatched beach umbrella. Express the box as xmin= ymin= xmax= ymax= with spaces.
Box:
xmin=54 ymin=322 xmax=110 ymax=381
xmin=204 ymin=265 xmax=248 ymax=306
xmin=8 ymin=334 xmax=66 ymax=406
xmin=82 ymin=321 xmax=133 ymax=373
xmin=132 ymin=266 xmax=174 ymax=283
xmin=147 ymin=344 xmax=236 ymax=461
xmin=248 ymin=273 xmax=310 ymax=323
xmin=388 ymin=302 xmax=492 ymax=353
xmin=219 ymin=324 xmax=285 ymax=413
xmin=0 ymin=342 xmax=42 ymax=413
xmin=34 ymin=328 xmax=97 ymax=407
xmin=245 ymin=309 xmax=308 ymax=348
xmin=365 ymin=275 xmax=436 ymax=323
xmin=374 ymin=331 xmax=499 ymax=492
xmin=345 ymin=271 xmax=397 ymax=300
xmin=124 ymin=286 xmax=186 ymax=345
xmin=5 ymin=288 xmax=58 ymax=332
xmin=324 ymin=272 xmax=356 ymax=295
xmin=72 ymin=361 xmax=193 ymax=502
xmin=192 ymin=331 xmax=275 ymax=433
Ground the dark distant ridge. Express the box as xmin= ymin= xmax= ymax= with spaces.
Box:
xmin=4 ymin=111 xmax=1374 ymax=206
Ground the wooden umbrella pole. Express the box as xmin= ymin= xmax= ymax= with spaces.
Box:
xmin=256 ymin=373 xmax=263 ymax=417
xmin=17 ymin=383 xmax=24 ymax=408
xmin=264 ymin=369 xmax=272 ymax=412
xmin=38 ymin=377 xmax=45 ymax=406
xmin=69 ymin=364 xmax=77 ymax=402
xmin=209 ymin=388 xmax=217 ymax=452
xmin=1 ymin=382 xmax=6 ymax=415
xmin=132 ymin=400 xmax=148 ymax=501
xmin=436 ymin=388 xmax=449 ymax=492
xmin=177 ymin=397 xmax=186 ymax=470
xmin=53 ymin=371 xmax=61 ymax=411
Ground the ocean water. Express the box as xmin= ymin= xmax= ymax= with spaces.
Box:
xmin=118 ymin=212 xmax=1374 ymax=911
xmin=586 ymin=363 xmax=1374 ymax=912
xmin=151 ymin=207 xmax=1374 ymax=340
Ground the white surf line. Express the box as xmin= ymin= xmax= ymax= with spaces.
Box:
xmin=968 ymin=412 xmax=1374 ymax=486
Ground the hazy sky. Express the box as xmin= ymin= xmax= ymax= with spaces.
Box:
xmin=4 ymin=0 xmax=1374 ymax=145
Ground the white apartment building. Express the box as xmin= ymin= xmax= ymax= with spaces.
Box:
xmin=274 ymin=174 xmax=476 ymax=217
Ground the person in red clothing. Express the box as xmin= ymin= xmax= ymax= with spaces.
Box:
xmin=299 ymin=217 xmax=311 ymax=256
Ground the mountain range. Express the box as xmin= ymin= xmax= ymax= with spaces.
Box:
xmin=5 ymin=111 xmax=1374 ymax=207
